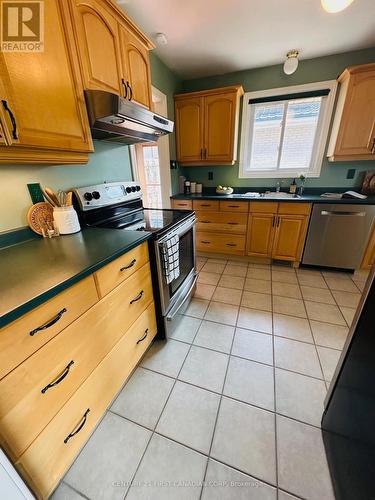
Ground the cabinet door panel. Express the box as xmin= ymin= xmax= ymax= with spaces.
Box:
xmin=71 ymin=0 xmax=122 ymax=95
xmin=247 ymin=214 xmax=275 ymax=257
xmin=119 ymin=24 xmax=151 ymax=108
xmin=272 ymin=215 xmax=308 ymax=261
xmin=0 ymin=0 xmax=92 ymax=152
xmin=175 ymin=98 xmax=204 ymax=162
xmin=335 ymin=70 xmax=375 ymax=156
xmin=204 ymin=93 xmax=236 ymax=162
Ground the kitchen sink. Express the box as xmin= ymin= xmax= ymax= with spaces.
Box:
xmin=241 ymin=192 xmax=301 ymax=199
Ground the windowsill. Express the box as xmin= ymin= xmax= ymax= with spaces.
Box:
xmin=239 ymin=170 xmax=320 ymax=179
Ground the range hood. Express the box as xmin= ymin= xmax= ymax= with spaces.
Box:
xmin=84 ymin=90 xmax=174 ymax=145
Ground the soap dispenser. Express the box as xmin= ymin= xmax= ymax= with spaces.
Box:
xmin=289 ymin=179 xmax=297 ymax=194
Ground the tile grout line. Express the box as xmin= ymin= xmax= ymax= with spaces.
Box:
xmin=271 ymin=266 xmax=279 ymax=499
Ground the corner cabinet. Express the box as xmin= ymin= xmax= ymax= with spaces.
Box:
xmin=327 ymin=63 xmax=375 ymax=161
xmin=0 ymin=0 xmax=93 ymax=164
xmin=69 ymin=0 xmax=153 ymax=109
xmin=174 ymin=86 xmax=244 ymax=165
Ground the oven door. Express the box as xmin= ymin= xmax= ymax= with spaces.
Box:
xmin=155 ymin=215 xmax=196 ymax=315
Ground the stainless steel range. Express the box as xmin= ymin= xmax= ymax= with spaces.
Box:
xmin=73 ymin=182 xmax=197 ymax=339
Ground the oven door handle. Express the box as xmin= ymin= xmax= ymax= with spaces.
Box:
xmin=157 ymin=216 xmax=196 ymax=243
xmin=166 ymin=274 xmax=198 ymax=321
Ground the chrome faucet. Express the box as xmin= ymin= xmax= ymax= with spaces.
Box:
xmin=276 ymin=181 xmax=282 ymax=193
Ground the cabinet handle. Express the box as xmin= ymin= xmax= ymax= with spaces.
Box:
xmin=371 ymin=138 xmax=375 ymax=154
xmin=277 ymin=216 xmax=280 ymax=227
xmin=1 ymin=100 xmax=18 ymax=140
xmin=204 ymin=148 xmax=207 ymax=159
xmin=272 ymin=216 xmax=276 ymax=227
xmin=121 ymin=78 xmax=128 ymax=99
xmin=200 ymin=220 xmax=211 ymax=223
xmin=120 ymin=258 xmax=136 ymax=271
xmin=227 ymin=205 xmax=240 ymax=208
xmin=30 ymin=308 xmax=67 ymax=336
xmin=136 ymin=328 xmax=148 ymax=344
xmin=41 ymin=360 xmax=74 ymax=394
xmin=200 ymin=204 xmax=211 ymax=207
xmin=200 ymin=148 xmax=203 ymax=159
xmin=127 ymin=81 xmax=133 ymax=101
xmin=130 ymin=290 xmax=144 ymax=304
xmin=227 ymin=222 xmax=239 ymax=225
xmin=64 ymin=409 xmax=90 ymax=444
xmin=201 ymin=240 xmax=210 ymax=244
xmin=226 ymin=243 xmax=237 ymax=247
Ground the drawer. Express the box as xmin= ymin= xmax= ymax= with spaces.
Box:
xmin=219 ymin=201 xmax=249 ymax=212
xmin=0 ymin=263 xmax=153 ymax=460
xmin=171 ymin=199 xmax=193 ymax=210
xmin=278 ymin=202 xmax=312 ymax=216
xmin=0 ymin=276 xmax=98 ymax=380
xmin=94 ymin=242 xmax=149 ymax=298
xmin=249 ymin=201 xmax=278 ymax=214
xmin=196 ymin=211 xmax=248 ymax=234
xmin=16 ymin=303 xmax=157 ymax=500
xmin=196 ymin=232 xmax=245 ymax=255
xmin=193 ymin=200 xmax=219 ymax=211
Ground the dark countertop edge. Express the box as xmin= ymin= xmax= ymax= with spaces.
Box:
xmin=0 ymin=232 xmax=152 ymax=329
xmin=170 ymin=193 xmax=375 ymax=205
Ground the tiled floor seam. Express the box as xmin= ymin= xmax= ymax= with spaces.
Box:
xmin=270 ymin=284 xmax=279 ymax=497
xmin=123 ymin=329 xmax=197 ymax=500
xmin=60 ymin=481 xmax=91 ymax=500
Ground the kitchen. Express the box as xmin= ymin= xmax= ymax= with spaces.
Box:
xmin=0 ymin=0 xmax=374 ymax=499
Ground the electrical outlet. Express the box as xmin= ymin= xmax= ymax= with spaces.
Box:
xmin=170 ymin=160 xmax=178 ymax=170
xmin=346 ymin=169 xmax=356 ymax=180
xmin=208 ymin=171 xmax=213 ymax=180
xmin=27 ymin=183 xmax=45 ymax=204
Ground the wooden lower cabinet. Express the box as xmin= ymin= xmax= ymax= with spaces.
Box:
xmin=17 ymin=303 xmax=157 ymax=499
xmin=196 ymin=232 xmax=246 ymax=255
xmin=196 ymin=211 xmax=248 ymax=234
xmin=272 ymin=215 xmax=309 ymax=262
xmin=247 ymin=213 xmax=275 ymax=258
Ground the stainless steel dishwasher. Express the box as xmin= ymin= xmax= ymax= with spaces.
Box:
xmin=302 ymin=203 xmax=375 ymax=270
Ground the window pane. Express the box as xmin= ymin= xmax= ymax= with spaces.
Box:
xmin=248 ymin=102 xmax=284 ymax=170
xmin=142 ymin=144 xmax=162 ymax=208
xmin=279 ymin=97 xmax=321 ymax=170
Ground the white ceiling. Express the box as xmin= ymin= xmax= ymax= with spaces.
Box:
xmin=117 ymin=0 xmax=375 ymax=79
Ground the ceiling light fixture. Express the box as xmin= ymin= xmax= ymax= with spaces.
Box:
xmin=321 ymin=0 xmax=354 ymax=13
xmin=283 ymin=50 xmax=299 ymax=75
xmin=155 ymin=33 xmax=168 ymax=46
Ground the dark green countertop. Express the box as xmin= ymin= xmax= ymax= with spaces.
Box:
xmin=0 ymin=228 xmax=152 ymax=328
xmin=171 ymin=192 xmax=375 ymax=205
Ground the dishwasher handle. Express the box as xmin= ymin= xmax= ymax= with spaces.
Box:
xmin=320 ymin=210 xmax=366 ymax=217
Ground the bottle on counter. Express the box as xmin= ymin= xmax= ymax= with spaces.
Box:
xmin=196 ymin=183 xmax=203 ymax=194
xmin=184 ymin=180 xmax=191 ymax=195
xmin=190 ymin=181 xmax=196 ymax=193
xmin=289 ymin=178 xmax=297 ymax=194
xmin=179 ymin=176 xmax=186 ymax=194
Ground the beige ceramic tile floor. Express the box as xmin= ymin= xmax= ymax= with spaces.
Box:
xmin=53 ymin=257 xmax=368 ymax=500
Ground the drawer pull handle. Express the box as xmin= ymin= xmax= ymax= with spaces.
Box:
xmin=64 ymin=408 xmax=90 ymax=444
xmin=1 ymin=100 xmax=18 ymax=140
xmin=227 ymin=205 xmax=239 ymax=208
xmin=200 ymin=220 xmax=210 ymax=223
xmin=136 ymin=328 xmax=149 ymax=344
xmin=226 ymin=243 xmax=237 ymax=247
xmin=227 ymin=222 xmax=239 ymax=225
xmin=120 ymin=259 xmax=136 ymax=271
xmin=41 ymin=360 xmax=74 ymax=394
xmin=130 ymin=290 xmax=144 ymax=304
xmin=200 ymin=204 xmax=211 ymax=207
xmin=30 ymin=308 xmax=67 ymax=336
xmin=201 ymin=240 xmax=210 ymax=244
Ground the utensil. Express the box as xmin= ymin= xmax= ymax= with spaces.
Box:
xmin=42 ymin=189 xmax=57 ymax=207
xmin=66 ymin=191 xmax=73 ymax=206
xmin=45 ymin=187 xmax=60 ymax=207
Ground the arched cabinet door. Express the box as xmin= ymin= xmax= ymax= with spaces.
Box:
xmin=70 ymin=0 xmax=122 ymax=95
xmin=119 ymin=24 xmax=152 ymax=109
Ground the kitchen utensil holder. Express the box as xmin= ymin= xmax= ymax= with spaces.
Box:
xmin=53 ymin=206 xmax=81 ymax=235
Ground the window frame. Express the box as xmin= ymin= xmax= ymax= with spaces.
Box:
xmin=239 ymin=80 xmax=338 ymax=179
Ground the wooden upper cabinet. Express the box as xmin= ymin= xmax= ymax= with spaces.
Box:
xmin=175 ymin=86 xmax=243 ymax=165
xmin=0 ymin=0 xmax=93 ymax=163
xmin=119 ymin=24 xmax=152 ymax=108
xmin=69 ymin=0 xmax=123 ymax=95
xmin=204 ymin=93 xmax=237 ymax=162
xmin=175 ymin=97 xmax=204 ymax=162
xmin=328 ymin=63 xmax=375 ymax=161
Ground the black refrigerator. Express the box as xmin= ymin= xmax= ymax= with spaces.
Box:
xmin=322 ymin=268 xmax=375 ymax=500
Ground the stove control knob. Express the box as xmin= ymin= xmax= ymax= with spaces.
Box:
xmin=92 ymin=191 xmax=100 ymax=200
xmin=131 ymin=186 xmax=136 ymax=192
xmin=126 ymin=186 xmax=132 ymax=193
xmin=84 ymin=192 xmax=93 ymax=201
xmin=136 ymin=185 xmax=141 ymax=191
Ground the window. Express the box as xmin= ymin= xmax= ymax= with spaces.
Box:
xmin=138 ymin=144 xmax=163 ymax=208
xmin=239 ymin=81 xmax=337 ymax=178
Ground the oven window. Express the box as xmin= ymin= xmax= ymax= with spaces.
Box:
xmin=170 ymin=228 xmax=194 ymax=296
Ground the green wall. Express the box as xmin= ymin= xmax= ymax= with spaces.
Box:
xmin=180 ymin=47 xmax=375 ymax=190
xmin=0 ymin=53 xmax=181 ymax=232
